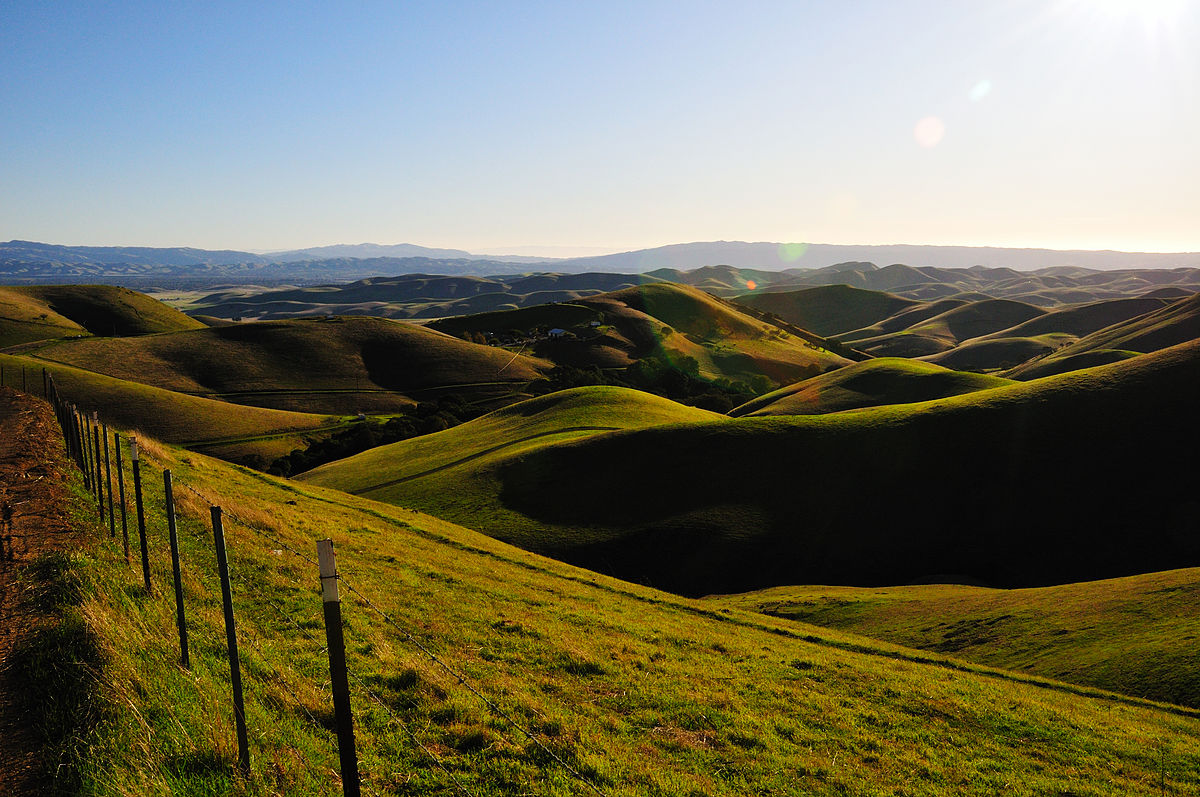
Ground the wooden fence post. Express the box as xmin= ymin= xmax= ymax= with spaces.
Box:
xmin=92 ymin=414 xmax=104 ymax=520
xmin=130 ymin=438 xmax=151 ymax=592
xmin=103 ymin=426 xmax=115 ymax=538
xmin=210 ymin=507 xmax=251 ymax=776
xmin=164 ymin=470 xmax=189 ymax=669
xmin=317 ymin=538 xmax=360 ymax=797
xmin=115 ymin=433 xmax=130 ymax=564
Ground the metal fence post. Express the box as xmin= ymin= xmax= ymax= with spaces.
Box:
xmin=103 ymin=426 xmax=115 ymax=538
xmin=130 ymin=438 xmax=151 ymax=592
xmin=92 ymin=414 xmax=104 ymax=519
xmin=317 ymin=538 xmax=361 ymax=797
xmin=164 ymin=470 xmax=189 ymax=669
xmin=211 ymin=506 xmax=251 ymax=776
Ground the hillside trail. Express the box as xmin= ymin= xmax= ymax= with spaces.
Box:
xmin=0 ymin=387 xmax=83 ymax=795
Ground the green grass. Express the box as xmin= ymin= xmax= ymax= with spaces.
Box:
xmin=918 ymin=334 xmax=1077 ymax=372
xmin=300 ymin=339 xmax=1200 ymax=597
xmin=905 ymin=299 xmax=1046 ymax=346
xmin=729 ymin=358 xmax=1014 ymax=416
xmin=710 ymin=567 xmax=1200 ymax=709
xmin=0 ymin=352 xmax=337 ymax=462
xmin=46 ymin=415 xmax=1200 ymax=794
xmin=736 ymin=284 xmax=920 ymax=337
xmin=26 ymin=315 xmax=552 ymax=415
xmin=0 ymin=284 xmax=205 ymax=348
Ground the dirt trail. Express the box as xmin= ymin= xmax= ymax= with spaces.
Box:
xmin=0 ymin=387 xmax=84 ymax=795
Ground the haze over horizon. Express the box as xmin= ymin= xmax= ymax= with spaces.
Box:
xmin=3 ymin=1 xmax=1197 ymax=254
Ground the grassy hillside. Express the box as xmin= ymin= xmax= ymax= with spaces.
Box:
xmin=46 ymin=415 xmax=1200 ymax=793
xmin=1007 ymin=293 xmax=1200 ymax=378
xmin=729 ymin=358 xmax=1014 ymax=416
xmin=735 ymin=285 xmax=919 ymax=337
xmin=1006 ymin=348 xmax=1141 ymax=380
xmin=434 ymin=282 xmax=850 ymax=387
xmin=301 ymin=386 xmax=722 ymax=498
xmin=918 ymin=334 xmax=1077 ymax=372
xmin=712 ymin=568 xmax=1200 ymax=709
xmin=0 ymin=284 xmax=205 ymax=348
xmin=303 ymin=339 xmax=1200 ymax=596
xmin=0 ymin=352 xmax=337 ymax=462
xmin=28 ymin=315 xmax=552 ymax=414
xmin=974 ymin=296 xmax=1170 ymax=341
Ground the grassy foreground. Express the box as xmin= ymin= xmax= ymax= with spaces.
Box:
xmin=36 ymin=416 xmax=1200 ymax=794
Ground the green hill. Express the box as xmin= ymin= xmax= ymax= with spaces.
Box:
xmin=729 ymin=358 xmax=1014 ymax=416
xmin=712 ymin=568 xmax=1200 ymax=709
xmin=0 ymin=351 xmax=336 ymax=462
xmin=919 ymin=334 xmax=1077 ymax=372
xmin=1007 ymin=293 xmax=1200 ymax=378
xmin=46 ymin=423 xmax=1200 ymax=793
xmin=0 ymin=284 xmax=205 ymax=347
xmin=301 ymin=386 xmax=721 ymax=498
xmin=433 ymin=282 xmax=850 ymax=386
xmin=735 ymin=285 xmax=919 ymax=337
xmin=1006 ymin=348 xmax=1141 ymax=380
xmin=904 ymin=299 xmax=1046 ymax=346
xmin=28 ymin=315 xmax=552 ymax=414
xmin=974 ymin=296 xmax=1170 ymax=341
xmin=304 ymin=339 xmax=1200 ymax=596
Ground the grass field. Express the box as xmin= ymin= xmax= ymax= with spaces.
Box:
xmin=736 ymin=284 xmax=920 ymax=337
xmin=301 ymin=339 xmax=1200 ymax=596
xmin=24 ymin=315 xmax=552 ymax=415
xmin=729 ymin=358 xmax=1014 ymax=416
xmin=34 ymin=409 xmax=1200 ymax=794
xmin=711 ymin=567 xmax=1200 ymax=709
xmin=0 ymin=284 xmax=205 ymax=348
xmin=0 ymin=352 xmax=338 ymax=462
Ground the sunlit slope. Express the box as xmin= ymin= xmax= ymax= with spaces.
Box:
xmin=0 ymin=284 xmax=205 ymax=347
xmin=918 ymin=334 xmax=1077 ymax=372
xmin=434 ymin=281 xmax=850 ymax=384
xmin=301 ymin=386 xmax=722 ymax=493
xmin=0 ymin=351 xmax=334 ymax=461
xmin=729 ymin=358 xmax=1014 ymax=416
xmin=1007 ymin=293 xmax=1200 ymax=378
xmin=712 ymin=567 xmax=1200 ymax=709
xmin=89 ymin=435 xmax=1200 ymax=794
xmin=30 ymin=315 xmax=552 ymax=414
xmin=308 ymin=340 xmax=1200 ymax=596
xmin=736 ymin=284 xmax=919 ymax=336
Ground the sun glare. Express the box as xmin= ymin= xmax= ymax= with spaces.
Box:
xmin=1083 ymin=0 xmax=1188 ymax=25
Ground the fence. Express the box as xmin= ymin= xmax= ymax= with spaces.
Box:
xmin=23 ymin=370 xmax=609 ymax=796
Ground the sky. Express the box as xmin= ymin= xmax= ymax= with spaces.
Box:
xmin=1 ymin=0 xmax=1197 ymax=256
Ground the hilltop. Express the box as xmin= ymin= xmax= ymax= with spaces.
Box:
xmin=0 ymin=284 xmax=205 ymax=348
xmin=304 ymin=339 xmax=1200 ymax=595
xmin=25 ymin=316 xmax=552 ymax=415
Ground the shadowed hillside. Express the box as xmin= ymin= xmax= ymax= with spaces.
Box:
xmin=729 ymin=358 xmax=1013 ymax=416
xmin=0 ymin=284 xmax=205 ymax=347
xmin=28 ymin=316 xmax=552 ymax=414
xmin=735 ymin=284 xmax=919 ymax=337
xmin=306 ymin=340 xmax=1200 ymax=596
xmin=712 ymin=568 xmax=1200 ymax=709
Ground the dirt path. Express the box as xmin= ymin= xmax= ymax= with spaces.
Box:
xmin=0 ymin=387 xmax=84 ymax=795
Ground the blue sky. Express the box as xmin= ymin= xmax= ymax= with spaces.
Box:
xmin=2 ymin=0 xmax=1196 ymax=255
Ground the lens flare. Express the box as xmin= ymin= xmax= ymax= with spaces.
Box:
xmin=745 ymin=280 xmax=757 ymax=291
xmin=778 ymin=242 xmax=808 ymax=262
xmin=968 ymin=79 xmax=992 ymax=102
xmin=914 ymin=116 xmax=945 ymax=148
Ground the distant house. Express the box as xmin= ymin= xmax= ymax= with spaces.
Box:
xmin=548 ymin=328 xmax=567 ymax=338
xmin=588 ymin=320 xmax=601 ymax=327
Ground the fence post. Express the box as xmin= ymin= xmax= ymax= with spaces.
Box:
xmin=92 ymin=414 xmax=104 ymax=520
xmin=130 ymin=438 xmax=151 ymax=592
xmin=317 ymin=538 xmax=361 ymax=797
xmin=103 ymin=426 xmax=115 ymax=538
xmin=115 ymin=433 xmax=130 ymax=564
xmin=210 ymin=507 xmax=251 ymax=776
xmin=163 ymin=470 xmax=189 ymax=669
xmin=42 ymin=368 xmax=47 ymax=399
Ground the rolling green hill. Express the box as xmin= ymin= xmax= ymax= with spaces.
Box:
xmin=48 ymin=423 xmax=1200 ymax=794
xmin=304 ymin=339 xmax=1200 ymax=596
xmin=1007 ymin=293 xmax=1200 ymax=378
xmin=918 ymin=334 xmax=1077 ymax=372
xmin=735 ymin=285 xmax=919 ymax=337
xmin=711 ymin=568 xmax=1200 ymax=709
xmin=0 ymin=284 xmax=205 ymax=348
xmin=27 ymin=315 xmax=552 ymax=414
xmin=0 ymin=351 xmax=336 ymax=462
xmin=433 ymin=282 xmax=851 ymax=386
xmin=729 ymin=358 xmax=1014 ymax=416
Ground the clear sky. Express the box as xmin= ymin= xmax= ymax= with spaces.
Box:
xmin=2 ymin=0 xmax=1197 ymax=255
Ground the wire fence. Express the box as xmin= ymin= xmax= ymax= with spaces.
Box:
xmin=29 ymin=371 xmax=610 ymax=797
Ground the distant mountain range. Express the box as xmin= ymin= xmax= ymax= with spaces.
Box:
xmin=4 ymin=239 xmax=1199 ymax=288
